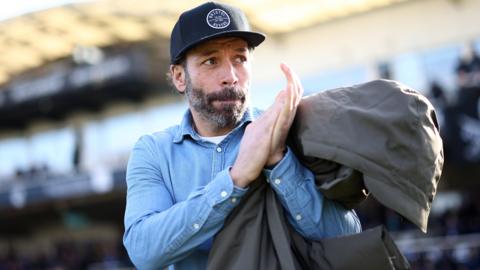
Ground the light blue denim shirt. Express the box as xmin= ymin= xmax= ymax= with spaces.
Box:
xmin=123 ymin=108 xmax=361 ymax=270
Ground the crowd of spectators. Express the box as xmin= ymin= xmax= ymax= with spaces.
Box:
xmin=357 ymin=191 xmax=480 ymax=269
xmin=12 ymin=165 xmax=51 ymax=183
xmin=2 ymin=193 xmax=478 ymax=270
xmin=1 ymin=46 xmax=479 ymax=270
xmin=436 ymin=46 xmax=480 ymax=167
xmin=357 ymin=47 xmax=480 ymax=269
xmin=0 ymin=240 xmax=133 ymax=270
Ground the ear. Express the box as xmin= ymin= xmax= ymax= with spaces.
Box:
xmin=170 ymin=64 xmax=187 ymax=93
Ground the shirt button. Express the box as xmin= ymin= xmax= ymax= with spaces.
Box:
xmin=295 ymin=214 xmax=302 ymax=221
xmin=231 ymin=197 xmax=237 ymax=203
xmin=274 ymin=178 xmax=281 ymax=185
xmin=216 ymin=147 xmax=222 ymax=153
xmin=193 ymin=223 xmax=200 ymax=229
xmin=220 ymin=191 xmax=228 ymax=197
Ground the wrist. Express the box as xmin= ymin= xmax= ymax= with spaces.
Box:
xmin=229 ymin=166 xmax=249 ymax=188
xmin=266 ymin=148 xmax=286 ymax=167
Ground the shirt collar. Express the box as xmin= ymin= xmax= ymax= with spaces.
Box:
xmin=173 ymin=108 xmax=256 ymax=143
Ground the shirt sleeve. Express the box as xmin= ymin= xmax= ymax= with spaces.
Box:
xmin=263 ymin=147 xmax=361 ymax=240
xmin=123 ymin=136 xmax=247 ymax=270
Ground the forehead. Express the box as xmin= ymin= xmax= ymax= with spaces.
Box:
xmin=187 ymin=37 xmax=249 ymax=56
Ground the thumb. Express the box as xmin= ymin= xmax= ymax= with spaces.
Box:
xmin=275 ymin=89 xmax=287 ymax=104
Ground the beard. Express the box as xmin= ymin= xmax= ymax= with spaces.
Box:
xmin=184 ymin=71 xmax=249 ymax=129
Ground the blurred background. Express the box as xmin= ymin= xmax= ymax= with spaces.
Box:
xmin=0 ymin=0 xmax=479 ymax=269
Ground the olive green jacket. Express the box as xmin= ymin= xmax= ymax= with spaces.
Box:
xmin=207 ymin=79 xmax=443 ymax=269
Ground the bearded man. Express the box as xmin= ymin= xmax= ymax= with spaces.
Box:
xmin=123 ymin=2 xmax=361 ymax=270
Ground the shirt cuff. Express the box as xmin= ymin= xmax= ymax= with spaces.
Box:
xmin=263 ymin=147 xmax=306 ymax=198
xmin=204 ymin=168 xmax=248 ymax=219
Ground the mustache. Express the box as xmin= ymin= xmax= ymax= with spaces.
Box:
xmin=206 ymin=87 xmax=246 ymax=103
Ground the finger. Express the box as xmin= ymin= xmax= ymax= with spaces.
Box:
xmin=275 ymin=88 xmax=287 ymax=105
xmin=281 ymin=63 xmax=303 ymax=111
xmin=280 ymin=63 xmax=295 ymax=111
xmin=262 ymin=89 xmax=285 ymax=116
xmin=292 ymin=71 xmax=303 ymax=106
xmin=282 ymin=63 xmax=303 ymax=109
xmin=257 ymin=90 xmax=285 ymax=130
xmin=284 ymin=64 xmax=302 ymax=107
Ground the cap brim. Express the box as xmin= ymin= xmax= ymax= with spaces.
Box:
xmin=172 ymin=30 xmax=266 ymax=64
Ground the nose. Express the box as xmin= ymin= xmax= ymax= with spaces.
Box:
xmin=220 ymin=61 xmax=238 ymax=87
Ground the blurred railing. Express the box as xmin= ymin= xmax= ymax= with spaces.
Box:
xmin=395 ymin=231 xmax=480 ymax=254
xmin=0 ymin=168 xmax=127 ymax=209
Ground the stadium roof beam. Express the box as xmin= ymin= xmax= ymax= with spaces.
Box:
xmin=0 ymin=0 xmax=411 ymax=86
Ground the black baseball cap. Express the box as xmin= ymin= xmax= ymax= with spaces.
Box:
xmin=170 ymin=2 xmax=266 ymax=64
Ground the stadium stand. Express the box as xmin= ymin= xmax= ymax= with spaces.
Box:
xmin=0 ymin=0 xmax=479 ymax=269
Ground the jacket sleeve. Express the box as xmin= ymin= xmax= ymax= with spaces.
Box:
xmin=123 ymin=136 xmax=247 ymax=269
xmin=263 ymin=147 xmax=361 ymax=240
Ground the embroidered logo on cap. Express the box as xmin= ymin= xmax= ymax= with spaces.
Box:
xmin=206 ymin=9 xmax=230 ymax=29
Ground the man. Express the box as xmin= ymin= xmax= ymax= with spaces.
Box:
xmin=123 ymin=2 xmax=361 ymax=269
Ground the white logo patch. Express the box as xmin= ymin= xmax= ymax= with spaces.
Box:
xmin=206 ymin=9 xmax=230 ymax=29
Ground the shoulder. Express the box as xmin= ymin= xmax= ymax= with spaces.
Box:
xmin=133 ymin=125 xmax=179 ymax=153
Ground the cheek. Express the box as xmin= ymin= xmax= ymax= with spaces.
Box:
xmin=238 ymin=66 xmax=251 ymax=86
xmin=188 ymin=72 xmax=208 ymax=89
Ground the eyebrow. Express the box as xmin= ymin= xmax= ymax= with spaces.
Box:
xmin=199 ymin=49 xmax=218 ymax=57
xmin=235 ymin=47 xmax=248 ymax=53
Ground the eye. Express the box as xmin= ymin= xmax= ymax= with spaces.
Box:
xmin=234 ymin=55 xmax=247 ymax=64
xmin=203 ymin=58 xmax=216 ymax=66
